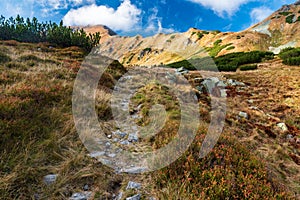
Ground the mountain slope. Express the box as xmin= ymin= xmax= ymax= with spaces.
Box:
xmin=86 ymin=2 xmax=300 ymax=66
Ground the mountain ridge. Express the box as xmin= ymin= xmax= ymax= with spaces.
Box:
xmin=80 ymin=3 xmax=300 ymax=66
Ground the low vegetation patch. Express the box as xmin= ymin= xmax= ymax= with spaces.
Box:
xmin=285 ymin=14 xmax=295 ymax=24
xmin=214 ymin=51 xmax=274 ymax=72
xmin=166 ymin=51 xmax=274 ymax=72
xmin=226 ymin=46 xmax=235 ymax=51
xmin=279 ymin=47 xmax=300 ymax=66
xmin=279 ymin=11 xmax=292 ymax=16
xmin=166 ymin=57 xmax=218 ymax=71
xmin=208 ymin=39 xmax=232 ymax=57
xmin=239 ymin=64 xmax=258 ymax=71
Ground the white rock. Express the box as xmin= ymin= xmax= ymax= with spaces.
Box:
xmin=238 ymin=112 xmax=248 ymax=119
xmin=126 ymin=181 xmax=141 ymax=190
xmin=43 ymin=174 xmax=58 ymax=185
xmin=286 ymin=134 xmax=294 ymax=140
xmin=277 ymin=123 xmax=288 ymax=132
xmin=69 ymin=192 xmax=92 ymax=200
xmin=126 ymin=194 xmax=141 ymax=200
xmin=89 ymin=151 xmax=105 ymax=158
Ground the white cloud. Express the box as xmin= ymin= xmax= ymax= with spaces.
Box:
xmin=250 ymin=6 xmax=274 ymax=23
xmin=187 ymin=0 xmax=255 ymax=17
xmin=62 ymin=0 xmax=141 ymax=32
xmin=142 ymin=7 xmax=174 ymax=35
xmin=37 ymin=0 xmax=95 ymax=15
xmin=63 ymin=2 xmax=174 ymax=35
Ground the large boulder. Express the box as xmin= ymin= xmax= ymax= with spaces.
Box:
xmin=195 ymin=77 xmax=227 ymax=98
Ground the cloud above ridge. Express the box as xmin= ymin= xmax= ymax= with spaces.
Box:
xmin=62 ymin=0 xmax=141 ymax=32
xmin=187 ymin=0 xmax=255 ymax=17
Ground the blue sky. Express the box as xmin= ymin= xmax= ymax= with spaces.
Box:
xmin=0 ymin=0 xmax=296 ymax=36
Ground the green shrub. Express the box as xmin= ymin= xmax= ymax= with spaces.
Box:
xmin=283 ymin=57 xmax=300 ymax=66
xmin=166 ymin=57 xmax=218 ymax=71
xmin=279 ymin=47 xmax=300 ymax=66
xmin=197 ymin=32 xmax=204 ymax=40
xmin=212 ymin=30 xmax=221 ymax=34
xmin=226 ymin=46 xmax=235 ymax=50
xmin=214 ymin=39 xmax=222 ymax=46
xmin=214 ymin=51 xmax=274 ymax=71
xmin=0 ymin=52 xmax=11 ymax=63
xmin=240 ymin=64 xmax=258 ymax=71
xmin=286 ymin=14 xmax=295 ymax=24
xmin=217 ymin=64 xmax=238 ymax=72
xmin=143 ymin=47 xmax=152 ymax=52
xmin=279 ymin=12 xmax=292 ymax=16
xmin=209 ymin=40 xmax=232 ymax=57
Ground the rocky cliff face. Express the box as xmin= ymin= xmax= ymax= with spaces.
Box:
xmin=83 ymin=2 xmax=300 ymax=66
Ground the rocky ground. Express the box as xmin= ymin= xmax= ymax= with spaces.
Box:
xmin=0 ymin=41 xmax=299 ymax=199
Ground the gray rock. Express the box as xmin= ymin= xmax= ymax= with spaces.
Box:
xmin=34 ymin=193 xmax=40 ymax=200
xmin=247 ymin=99 xmax=254 ymax=104
xmin=120 ymin=140 xmax=130 ymax=145
xmin=121 ymin=167 xmax=148 ymax=174
xmin=277 ymin=123 xmax=288 ymax=132
xmin=194 ymin=78 xmax=203 ymax=83
xmin=105 ymin=142 xmax=111 ymax=147
xmin=220 ymin=89 xmax=227 ymax=98
xmin=227 ymin=79 xmax=245 ymax=87
xmin=43 ymin=174 xmax=58 ymax=185
xmin=176 ymin=67 xmax=186 ymax=73
xmin=126 ymin=194 xmax=141 ymax=200
xmin=69 ymin=192 xmax=92 ymax=200
xmin=99 ymin=158 xmax=112 ymax=166
xmin=216 ymin=81 xmax=227 ymax=87
xmin=113 ymin=138 xmax=120 ymax=143
xmin=115 ymin=192 xmax=123 ymax=200
xmin=195 ymin=85 xmax=205 ymax=93
xmin=208 ymin=77 xmax=220 ymax=83
xmin=175 ymin=67 xmax=189 ymax=75
xmin=113 ymin=130 xmax=127 ymax=138
xmin=89 ymin=151 xmax=105 ymax=158
xmin=128 ymin=133 xmax=139 ymax=142
xmin=83 ymin=184 xmax=89 ymax=191
xmin=196 ymin=77 xmax=227 ymax=97
xmin=202 ymin=79 xmax=216 ymax=93
xmin=292 ymin=15 xmax=297 ymax=23
xmin=238 ymin=112 xmax=248 ymax=119
xmin=106 ymin=153 xmax=117 ymax=158
xmin=287 ymin=134 xmax=294 ymax=140
xmin=250 ymin=106 xmax=259 ymax=110
xmin=126 ymin=181 xmax=141 ymax=190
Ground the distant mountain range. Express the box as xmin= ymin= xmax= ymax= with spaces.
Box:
xmin=81 ymin=2 xmax=300 ymax=66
